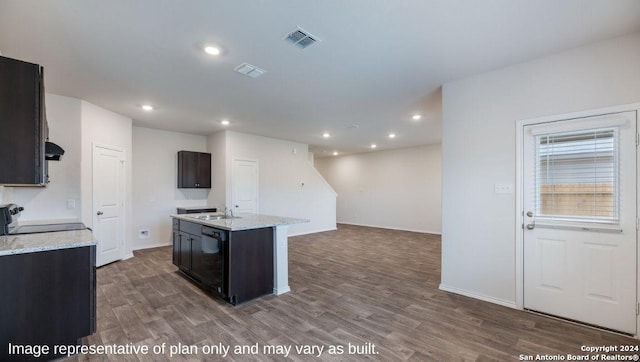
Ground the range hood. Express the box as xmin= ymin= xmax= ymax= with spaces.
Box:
xmin=45 ymin=141 xmax=65 ymax=161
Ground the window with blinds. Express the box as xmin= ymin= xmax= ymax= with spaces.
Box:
xmin=535 ymin=128 xmax=618 ymax=221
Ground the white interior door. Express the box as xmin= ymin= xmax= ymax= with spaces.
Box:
xmin=523 ymin=111 xmax=637 ymax=334
xmin=93 ymin=144 xmax=125 ymax=267
xmin=232 ymin=158 xmax=258 ymax=214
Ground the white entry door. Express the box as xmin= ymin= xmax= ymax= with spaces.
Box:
xmin=232 ymin=158 xmax=258 ymax=214
xmin=93 ymin=144 xmax=125 ymax=267
xmin=523 ymin=111 xmax=637 ymax=334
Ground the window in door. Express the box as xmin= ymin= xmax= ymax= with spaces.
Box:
xmin=534 ymin=128 xmax=618 ymax=222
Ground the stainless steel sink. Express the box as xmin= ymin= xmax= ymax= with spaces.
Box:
xmin=187 ymin=214 xmax=240 ymax=221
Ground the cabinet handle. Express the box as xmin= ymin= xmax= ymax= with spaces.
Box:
xmin=96 ymin=211 xmax=103 ymax=216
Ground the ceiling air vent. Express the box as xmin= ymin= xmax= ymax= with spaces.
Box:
xmin=284 ymin=27 xmax=319 ymax=49
xmin=234 ymin=63 xmax=266 ymax=78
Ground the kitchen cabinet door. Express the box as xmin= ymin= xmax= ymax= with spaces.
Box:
xmin=196 ymin=152 xmax=211 ymax=188
xmin=178 ymin=232 xmax=191 ymax=271
xmin=0 ymin=55 xmax=47 ymax=186
xmin=172 ymin=229 xmax=180 ymax=266
xmin=177 ymin=151 xmax=211 ymax=188
xmin=172 ymin=218 xmax=180 ymax=266
xmin=0 ymin=246 xmax=96 ymax=361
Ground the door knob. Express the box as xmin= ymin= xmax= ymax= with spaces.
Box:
xmin=526 ymin=211 xmax=533 ymax=217
xmin=526 ymin=222 xmax=535 ymax=230
xmin=97 ymin=211 xmax=104 ymax=216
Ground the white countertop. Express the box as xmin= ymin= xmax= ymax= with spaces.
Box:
xmin=171 ymin=212 xmax=309 ymax=231
xmin=0 ymin=229 xmax=96 ymax=256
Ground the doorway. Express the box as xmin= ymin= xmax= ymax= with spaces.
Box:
xmin=517 ymin=106 xmax=638 ymax=335
xmin=93 ymin=144 xmax=125 ymax=267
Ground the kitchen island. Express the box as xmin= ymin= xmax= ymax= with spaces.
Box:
xmin=0 ymin=229 xmax=96 ymax=361
xmin=171 ymin=213 xmax=308 ymax=305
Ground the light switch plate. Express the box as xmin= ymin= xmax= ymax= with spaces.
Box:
xmin=494 ymin=183 xmax=514 ymax=194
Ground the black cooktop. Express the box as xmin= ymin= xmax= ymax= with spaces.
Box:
xmin=9 ymin=222 xmax=87 ymax=235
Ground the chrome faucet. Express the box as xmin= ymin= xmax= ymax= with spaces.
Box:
xmin=223 ymin=206 xmax=234 ymax=218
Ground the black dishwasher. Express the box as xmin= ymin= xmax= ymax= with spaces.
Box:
xmin=199 ymin=226 xmax=226 ymax=295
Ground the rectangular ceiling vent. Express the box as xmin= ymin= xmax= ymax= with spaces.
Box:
xmin=234 ymin=63 xmax=266 ymax=78
xmin=284 ymin=27 xmax=319 ymax=49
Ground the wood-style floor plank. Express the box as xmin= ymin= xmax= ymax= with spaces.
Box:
xmin=69 ymin=224 xmax=637 ymax=361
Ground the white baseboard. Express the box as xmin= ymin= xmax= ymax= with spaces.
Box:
xmin=273 ymin=286 xmax=291 ymax=295
xmin=131 ymin=241 xmax=172 ymax=251
xmin=337 ymin=221 xmax=442 ymax=235
xmin=438 ymin=284 xmax=518 ymax=309
xmin=288 ymin=227 xmax=337 ymax=237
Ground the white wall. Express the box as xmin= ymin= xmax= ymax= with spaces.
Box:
xmin=315 ymin=145 xmax=442 ymax=234
xmin=1 ymin=94 xmax=82 ymax=221
xmin=209 ymin=131 xmax=337 ymax=235
xmin=80 ymin=101 xmax=133 ymax=256
xmin=131 ymin=127 xmax=209 ymax=250
xmin=207 ymin=130 xmax=227 ymax=209
xmin=441 ymin=32 xmax=640 ymax=305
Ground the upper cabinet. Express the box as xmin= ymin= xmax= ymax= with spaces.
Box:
xmin=0 ymin=56 xmax=47 ymax=186
xmin=177 ymin=151 xmax=211 ymax=189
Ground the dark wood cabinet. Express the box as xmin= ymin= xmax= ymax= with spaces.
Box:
xmin=171 ymin=218 xmax=179 ymax=265
xmin=177 ymin=151 xmax=211 ymax=188
xmin=171 ymin=218 xmax=273 ymax=305
xmin=0 ymin=55 xmax=47 ymax=186
xmin=173 ymin=223 xmax=204 ymax=280
xmin=227 ymin=227 xmax=274 ymax=305
xmin=0 ymin=246 xmax=96 ymax=361
xmin=178 ymin=231 xmax=192 ymax=271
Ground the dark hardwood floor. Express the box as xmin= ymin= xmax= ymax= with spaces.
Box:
xmin=71 ymin=224 xmax=637 ymax=361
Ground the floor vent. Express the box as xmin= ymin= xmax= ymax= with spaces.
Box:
xmin=284 ymin=27 xmax=319 ymax=49
xmin=234 ymin=63 xmax=266 ymax=78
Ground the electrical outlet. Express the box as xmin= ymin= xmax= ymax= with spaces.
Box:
xmin=66 ymin=199 xmax=76 ymax=209
xmin=138 ymin=229 xmax=150 ymax=239
xmin=494 ymin=183 xmax=514 ymax=194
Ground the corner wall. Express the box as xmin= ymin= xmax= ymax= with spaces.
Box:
xmin=441 ymin=32 xmax=640 ymax=305
xmin=207 ymin=131 xmax=227 ymax=209
xmin=315 ymin=144 xmax=442 ymax=234
xmin=131 ymin=126 xmax=209 ymax=250
xmin=211 ymin=131 xmax=337 ymax=235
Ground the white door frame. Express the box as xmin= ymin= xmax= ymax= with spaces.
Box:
xmin=231 ymin=157 xmax=259 ymax=214
xmin=92 ymin=142 xmax=126 ymax=266
xmin=515 ymin=103 xmax=640 ymax=338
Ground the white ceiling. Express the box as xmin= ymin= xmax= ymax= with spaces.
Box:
xmin=1 ymin=1 xmax=639 ymax=157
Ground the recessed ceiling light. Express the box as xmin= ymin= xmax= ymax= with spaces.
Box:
xmin=204 ymin=46 xmax=221 ymax=55
xmin=412 ymin=114 xmax=422 ymax=120
xmin=388 ymin=133 xmax=396 ymax=138
xmin=333 ymin=151 xmax=338 ymax=156
xmin=141 ymin=104 xmax=154 ymax=111
xmin=220 ymin=120 xmax=230 ymax=126
xmin=370 ymin=144 xmax=377 ymax=149
xmin=322 ymin=132 xmax=330 ymax=138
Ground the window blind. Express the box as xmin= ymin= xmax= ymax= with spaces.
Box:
xmin=535 ymin=128 xmax=618 ymax=221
